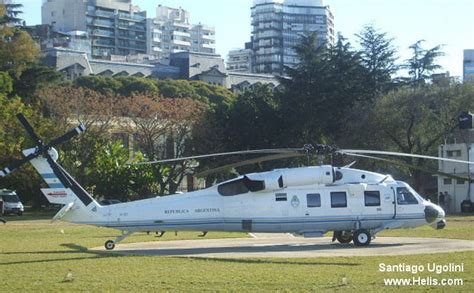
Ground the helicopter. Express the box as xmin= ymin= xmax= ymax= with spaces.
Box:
xmin=1 ymin=114 xmax=472 ymax=250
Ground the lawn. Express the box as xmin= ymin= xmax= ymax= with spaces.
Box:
xmin=0 ymin=214 xmax=473 ymax=291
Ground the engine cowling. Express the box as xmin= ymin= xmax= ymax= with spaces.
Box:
xmin=246 ymin=165 xmax=337 ymax=191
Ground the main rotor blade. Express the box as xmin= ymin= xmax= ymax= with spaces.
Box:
xmin=132 ymin=148 xmax=303 ymax=165
xmin=194 ymin=152 xmax=305 ymax=178
xmin=46 ymin=124 xmax=86 ymax=148
xmin=341 ymin=152 xmax=470 ymax=182
xmin=0 ymin=152 xmax=39 ymax=177
xmin=340 ymin=149 xmax=474 ymax=165
xmin=17 ymin=113 xmax=43 ymax=148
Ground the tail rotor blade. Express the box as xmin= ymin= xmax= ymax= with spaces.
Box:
xmin=0 ymin=152 xmax=39 ymax=177
xmin=46 ymin=124 xmax=86 ymax=148
xmin=17 ymin=113 xmax=43 ymax=148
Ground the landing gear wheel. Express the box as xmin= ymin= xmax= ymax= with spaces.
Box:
xmin=353 ymin=229 xmax=371 ymax=247
xmin=336 ymin=231 xmax=353 ymax=244
xmin=105 ymin=240 xmax=115 ymax=250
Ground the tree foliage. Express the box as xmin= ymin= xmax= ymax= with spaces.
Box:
xmin=356 ymin=24 xmax=398 ymax=95
xmin=371 ymin=83 xmax=474 ymax=191
xmin=401 ymin=40 xmax=444 ymax=85
xmin=278 ymin=33 xmax=370 ymax=145
xmin=120 ymin=94 xmax=208 ymax=194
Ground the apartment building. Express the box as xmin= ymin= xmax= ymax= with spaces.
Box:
xmin=464 ymin=49 xmax=474 ymax=83
xmin=146 ymin=5 xmax=216 ymax=63
xmin=42 ymin=0 xmax=147 ymax=58
xmin=251 ymin=0 xmax=335 ymax=75
xmin=227 ymin=48 xmax=253 ymax=72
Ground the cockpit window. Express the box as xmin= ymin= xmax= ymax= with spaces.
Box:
xmin=218 ymin=176 xmax=265 ymax=196
xmin=396 ymin=187 xmax=419 ymax=205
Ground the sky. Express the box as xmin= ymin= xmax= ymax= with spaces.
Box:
xmin=17 ymin=0 xmax=474 ymax=79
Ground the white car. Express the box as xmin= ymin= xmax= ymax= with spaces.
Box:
xmin=0 ymin=189 xmax=24 ymax=216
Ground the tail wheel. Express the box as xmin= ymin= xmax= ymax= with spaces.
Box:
xmin=336 ymin=231 xmax=353 ymax=244
xmin=105 ymin=240 xmax=115 ymax=250
xmin=353 ymin=229 xmax=371 ymax=247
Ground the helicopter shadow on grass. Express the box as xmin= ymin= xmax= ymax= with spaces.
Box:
xmin=0 ymin=243 xmax=123 ymax=266
xmin=113 ymin=241 xmax=407 ymax=259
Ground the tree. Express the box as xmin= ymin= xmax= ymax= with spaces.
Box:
xmin=88 ymin=141 xmax=155 ymax=201
xmin=13 ymin=63 xmax=63 ymax=104
xmin=372 ymin=83 xmax=474 ymax=192
xmin=119 ymin=94 xmax=208 ymax=194
xmin=278 ymin=33 xmax=370 ymax=145
xmin=117 ymin=76 xmax=159 ymax=96
xmin=0 ymin=2 xmax=23 ymax=26
xmin=401 ymin=40 xmax=444 ymax=85
xmin=356 ymin=24 xmax=398 ymax=96
xmin=0 ymin=28 xmax=39 ymax=78
xmin=0 ymin=71 xmax=49 ymax=207
xmin=38 ymin=86 xmax=120 ymax=186
xmin=75 ymin=76 xmax=122 ymax=94
xmin=223 ymin=84 xmax=282 ymax=150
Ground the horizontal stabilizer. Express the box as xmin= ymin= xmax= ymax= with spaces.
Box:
xmin=41 ymin=188 xmax=76 ymax=205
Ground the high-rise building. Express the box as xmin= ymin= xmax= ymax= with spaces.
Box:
xmin=42 ymin=0 xmax=147 ymax=58
xmin=464 ymin=49 xmax=474 ymax=83
xmin=251 ymin=0 xmax=335 ymax=75
xmin=227 ymin=48 xmax=253 ymax=72
xmin=146 ymin=5 xmax=216 ymax=63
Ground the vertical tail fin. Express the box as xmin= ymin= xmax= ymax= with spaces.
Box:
xmin=27 ymin=150 xmax=97 ymax=207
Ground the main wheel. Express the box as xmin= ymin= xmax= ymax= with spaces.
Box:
xmin=105 ymin=240 xmax=115 ymax=250
xmin=353 ymin=229 xmax=371 ymax=247
xmin=336 ymin=231 xmax=353 ymax=244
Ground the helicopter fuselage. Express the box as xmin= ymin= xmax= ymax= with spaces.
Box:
xmin=62 ymin=167 xmax=446 ymax=237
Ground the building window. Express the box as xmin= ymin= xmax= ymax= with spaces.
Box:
xmin=446 ymin=150 xmax=462 ymax=157
xmin=443 ymin=178 xmax=452 ymax=185
xmin=364 ymin=191 xmax=381 ymax=207
xmin=306 ymin=193 xmax=321 ymax=208
xmin=275 ymin=193 xmax=287 ymax=202
xmin=457 ymin=179 xmax=466 ymax=185
xmin=330 ymin=192 xmax=347 ymax=208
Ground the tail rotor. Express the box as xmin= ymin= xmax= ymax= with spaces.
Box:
xmin=0 ymin=113 xmax=86 ymax=177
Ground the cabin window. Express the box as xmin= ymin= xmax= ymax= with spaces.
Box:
xmin=275 ymin=193 xmax=287 ymax=202
xmin=396 ymin=187 xmax=418 ymax=205
xmin=306 ymin=193 xmax=321 ymax=208
xmin=364 ymin=191 xmax=381 ymax=207
xmin=330 ymin=192 xmax=347 ymax=208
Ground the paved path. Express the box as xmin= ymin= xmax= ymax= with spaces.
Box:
xmin=91 ymin=234 xmax=474 ymax=258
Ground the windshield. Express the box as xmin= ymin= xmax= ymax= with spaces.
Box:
xmin=2 ymin=194 xmax=20 ymax=203
xmin=396 ymin=187 xmax=418 ymax=205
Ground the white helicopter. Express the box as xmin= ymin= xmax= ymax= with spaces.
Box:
xmin=1 ymin=114 xmax=472 ymax=250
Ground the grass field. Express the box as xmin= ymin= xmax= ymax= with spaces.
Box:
xmin=0 ymin=214 xmax=473 ymax=291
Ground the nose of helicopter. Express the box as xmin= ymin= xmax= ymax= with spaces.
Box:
xmin=424 ymin=203 xmax=446 ymax=230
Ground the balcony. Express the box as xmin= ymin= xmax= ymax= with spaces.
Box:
xmin=171 ymin=39 xmax=191 ymax=47
xmin=172 ymin=31 xmax=191 ymax=38
xmin=118 ymin=12 xmax=146 ymax=22
xmin=92 ymin=20 xmax=114 ymax=28
xmin=92 ymin=40 xmax=114 ymax=47
xmin=91 ymin=29 xmax=114 ymax=37
xmin=93 ymin=10 xmax=115 ymax=18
